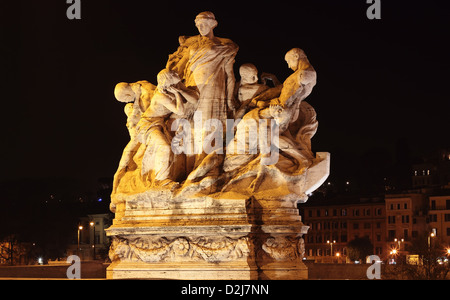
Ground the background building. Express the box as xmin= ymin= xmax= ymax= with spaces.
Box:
xmin=412 ymin=148 xmax=450 ymax=189
xmin=384 ymin=193 xmax=428 ymax=255
xmin=428 ymin=193 xmax=450 ymax=246
xmin=300 ymin=195 xmax=386 ymax=262
xmin=66 ymin=213 xmax=112 ymax=261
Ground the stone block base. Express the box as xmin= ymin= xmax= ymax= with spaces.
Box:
xmin=107 ymin=258 xmax=308 ymax=280
xmin=107 ymin=261 xmax=257 ymax=280
xmin=106 ymin=222 xmax=309 ymax=280
xmin=106 ymin=195 xmax=311 ymax=280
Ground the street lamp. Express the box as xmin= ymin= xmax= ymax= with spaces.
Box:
xmin=77 ymin=225 xmax=83 ymax=257
xmin=388 ymin=248 xmax=398 ymax=264
xmin=90 ymin=221 xmax=96 ymax=260
xmin=327 ymin=240 xmax=336 ymax=257
xmin=428 ymin=232 xmax=436 ymax=250
xmin=394 ymin=238 xmax=404 ymax=253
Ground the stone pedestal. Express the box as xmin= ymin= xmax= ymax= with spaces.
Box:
xmin=106 ymin=196 xmax=309 ymax=280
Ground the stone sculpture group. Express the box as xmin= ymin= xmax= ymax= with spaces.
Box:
xmin=106 ymin=11 xmax=329 ymax=279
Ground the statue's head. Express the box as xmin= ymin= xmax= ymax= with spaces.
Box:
xmin=114 ymin=82 xmax=135 ymax=103
xmin=285 ymin=48 xmax=307 ymax=71
xmin=195 ymin=11 xmax=218 ymax=37
xmin=239 ymin=63 xmax=258 ymax=85
xmin=269 ymin=104 xmax=290 ymax=132
xmin=157 ymin=69 xmax=181 ymax=93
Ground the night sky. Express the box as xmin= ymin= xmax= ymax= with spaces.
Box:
xmin=1 ymin=0 xmax=449 ymax=191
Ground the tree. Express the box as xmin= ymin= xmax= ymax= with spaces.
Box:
xmin=347 ymin=237 xmax=373 ymax=262
xmin=0 ymin=235 xmax=23 ymax=265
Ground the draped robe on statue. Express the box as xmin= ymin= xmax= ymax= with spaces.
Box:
xmin=167 ymin=35 xmax=238 ymax=180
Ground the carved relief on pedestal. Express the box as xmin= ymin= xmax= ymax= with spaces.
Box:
xmin=109 ymin=235 xmax=250 ymax=263
xmin=262 ymin=236 xmax=305 ymax=261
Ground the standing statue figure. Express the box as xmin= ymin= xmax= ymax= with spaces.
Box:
xmin=166 ymin=11 xmax=238 ymax=181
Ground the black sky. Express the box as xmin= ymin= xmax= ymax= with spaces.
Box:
xmin=1 ymin=0 xmax=449 ymax=190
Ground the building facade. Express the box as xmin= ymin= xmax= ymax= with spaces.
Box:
xmin=300 ymin=196 xmax=386 ymax=262
xmin=412 ymin=148 xmax=450 ymax=189
xmin=384 ymin=193 xmax=428 ymax=254
xmin=428 ymin=194 xmax=450 ymax=246
xmin=67 ymin=213 xmax=112 ymax=261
